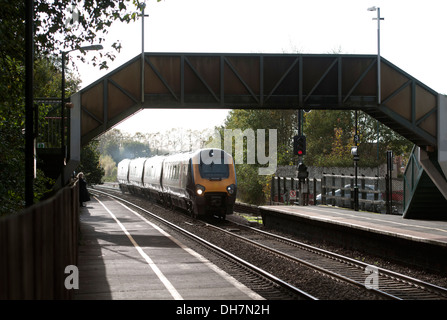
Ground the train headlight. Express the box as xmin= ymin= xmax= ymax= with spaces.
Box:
xmin=226 ymin=184 xmax=236 ymax=195
xmin=196 ymin=184 xmax=205 ymax=196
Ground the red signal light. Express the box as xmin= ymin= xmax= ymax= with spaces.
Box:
xmin=293 ymin=135 xmax=306 ymax=156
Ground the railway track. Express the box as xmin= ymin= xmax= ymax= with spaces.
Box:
xmin=91 ymin=185 xmax=447 ymax=300
xmin=89 ymin=186 xmax=317 ymax=300
xmin=207 ymin=221 xmax=447 ymax=300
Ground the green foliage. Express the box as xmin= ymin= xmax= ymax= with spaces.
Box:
xmin=221 ymin=108 xmax=413 ymax=205
xmin=223 ymin=109 xmax=296 ymax=205
xmin=100 ymin=155 xmax=117 ymax=182
xmin=34 ymin=0 xmax=142 ymax=68
xmin=224 ymin=109 xmax=296 ymax=166
xmin=78 ymin=140 xmax=105 ymax=185
xmin=304 ymin=110 xmax=413 ymax=168
xmin=235 ymin=164 xmax=271 ymax=205
xmin=303 ymin=110 xmax=353 ymax=167
xmin=0 ymin=0 xmax=149 ymax=215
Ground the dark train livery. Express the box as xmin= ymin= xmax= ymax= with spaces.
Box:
xmin=117 ymin=148 xmax=237 ymax=219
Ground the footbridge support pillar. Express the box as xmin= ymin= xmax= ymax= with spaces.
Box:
xmin=404 ymin=94 xmax=447 ymax=220
xmin=437 ymin=94 xmax=447 ymax=183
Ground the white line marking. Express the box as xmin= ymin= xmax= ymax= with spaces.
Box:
xmin=95 ymin=196 xmax=183 ymax=300
xmin=301 ymin=206 xmax=447 ymax=234
xmin=112 ymin=199 xmax=265 ymax=300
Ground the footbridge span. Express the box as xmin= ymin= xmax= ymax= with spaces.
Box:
xmin=68 ymin=53 xmax=447 ymax=219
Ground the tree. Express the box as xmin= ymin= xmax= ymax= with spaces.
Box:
xmin=78 ymin=140 xmax=104 ymax=185
xmin=97 ymin=129 xmax=151 ymax=164
xmin=303 ymin=109 xmax=413 ymax=168
xmin=356 ymin=111 xmax=413 ymax=165
xmin=303 ymin=110 xmax=353 ymax=167
xmin=1 ymin=1 xmax=154 ymax=215
xmin=222 ymin=109 xmax=297 ymax=204
xmin=100 ymin=155 xmax=117 ymax=182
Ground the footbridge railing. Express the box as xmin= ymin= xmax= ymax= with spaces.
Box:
xmin=403 ymin=145 xmax=423 ymax=214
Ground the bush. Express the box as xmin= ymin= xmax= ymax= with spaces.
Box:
xmin=235 ymin=164 xmax=271 ymax=205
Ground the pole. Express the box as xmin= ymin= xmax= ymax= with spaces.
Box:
xmin=377 ymin=7 xmax=381 ymax=104
xmin=59 ymin=44 xmax=102 ymax=188
xmin=368 ymin=6 xmax=384 ymax=177
xmin=140 ymin=2 xmax=147 ymax=104
xmin=354 ymin=110 xmax=359 ymax=211
xmin=375 ymin=8 xmax=384 ymax=177
xmin=61 ymin=52 xmax=66 ymax=187
xmin=373 ymin=7 xmax=384 ymax=105
xmin=297 ymin=109 xmax=302 ymax=203
xmin=25 ymin=0 xmax=34 ymax=206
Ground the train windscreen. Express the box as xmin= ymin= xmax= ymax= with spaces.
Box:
xmin=198 ymin=150 xmax=230 ymax=180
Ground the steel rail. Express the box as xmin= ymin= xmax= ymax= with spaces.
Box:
xmin=92 ymin=185 xmax=447 ymax=299
xmin=89 ymin=188 xmax=318 ymax=300
xmin=224 ymin=218 xmax=447 ymax=300
xmin=206 ymin=222 xmax=399 ymax=300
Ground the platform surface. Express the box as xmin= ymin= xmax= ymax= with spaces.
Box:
xmin=260 ymin=205 xmax=447 ymax=247
xmin=75 ymin=194 xmax=263 ymax=300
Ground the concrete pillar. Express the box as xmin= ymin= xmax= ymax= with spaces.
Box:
xmin=65 ymin=92 xmax=81 ymax=179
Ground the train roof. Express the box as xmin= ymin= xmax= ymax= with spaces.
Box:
xmin=120 ymin=148 xmax=233 ymax=165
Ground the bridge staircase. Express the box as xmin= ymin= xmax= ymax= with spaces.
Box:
xmin=403 ymin=146 xmax=447 ymax=220
xmin=34 ymin=99 xmax=71 ymax=189
xmin=37 ymin=148 xmax=64 ymax=181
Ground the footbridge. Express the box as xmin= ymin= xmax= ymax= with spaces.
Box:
xmin=67 ymin=53 xmax=447 ymax=219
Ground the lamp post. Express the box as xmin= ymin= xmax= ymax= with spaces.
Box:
xmin=139 ymin=1 xmax=149 ymax=104
xmin=367 ymin=6 xmax=384 ymax=104
xmin=368 ymin=6 xmax=384 ymax=175
xmin=351 ymin=146 xmax=359 ymax=211
xmin=61 ymin=44 xmax=103 ymax=186
xmin=352 ymin=110 xmax=360 ymax=211
xmin=25 ymin=0 xmax=34 ymax=206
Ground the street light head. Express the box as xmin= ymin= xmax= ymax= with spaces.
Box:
xmin=80 ymin=44 xmax=103 ymax=51
xmin=367 ymin=6 xmax=377 ymax=11
xmin=65 ymin=44 xmax=104 ymax=54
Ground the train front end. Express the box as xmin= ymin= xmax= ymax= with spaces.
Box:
xmin=191 ymin=149 xmax=237 ymax=219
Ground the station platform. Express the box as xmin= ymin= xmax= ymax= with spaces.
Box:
xmin=259 ymin=205 xmax=447 ymax=272
xmin=75 ymin=194 xmax=263 ymax=300
xmin=260 ymin=205 xmax=447 ymax=246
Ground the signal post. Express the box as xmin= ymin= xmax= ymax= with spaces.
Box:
xmin=293 ymin=133 xmax=309 ymax=206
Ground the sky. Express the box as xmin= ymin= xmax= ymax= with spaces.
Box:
xmin=74 ymin=0 xmax=447 ymax=135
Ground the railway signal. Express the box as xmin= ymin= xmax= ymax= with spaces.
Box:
xmin=293 ymin=135 xmax=306 ymax=156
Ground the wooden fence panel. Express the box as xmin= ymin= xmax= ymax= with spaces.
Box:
xmin=0 ymin=181 xmax=79 ymax=299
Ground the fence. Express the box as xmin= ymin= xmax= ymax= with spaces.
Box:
xmin=271 ymin=174 xmax=403 ymax=214
xmin=271 ymin=176 xmax=317 ymax=205
xmin=0 ymin=181 xmax=79 ymax=299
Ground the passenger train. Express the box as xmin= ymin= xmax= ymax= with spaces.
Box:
xmin=117 ymin=148 xmax=237 ymax=219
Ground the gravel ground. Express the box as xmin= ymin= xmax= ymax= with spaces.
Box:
xmin=244 ymin=216 xmax=447 ymax=290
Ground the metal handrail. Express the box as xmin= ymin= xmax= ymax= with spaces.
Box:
xmin=403 ymin=145 xmax=423 ymax=213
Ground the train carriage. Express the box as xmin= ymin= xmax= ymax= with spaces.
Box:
xmin=117 ymin=159 xmax=131 ymax=193
xmin=116 ymin=148 xmax=237 ymax=219
xmin=161 ymin=152 xmax=193 ymax=212
xmin=142 ymin=155 xmax=165 ymax=202
xmin=128 ymin=158 xmax=147 ymax=194
xmin=190 ymin=148 xmax=237 ymax=219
